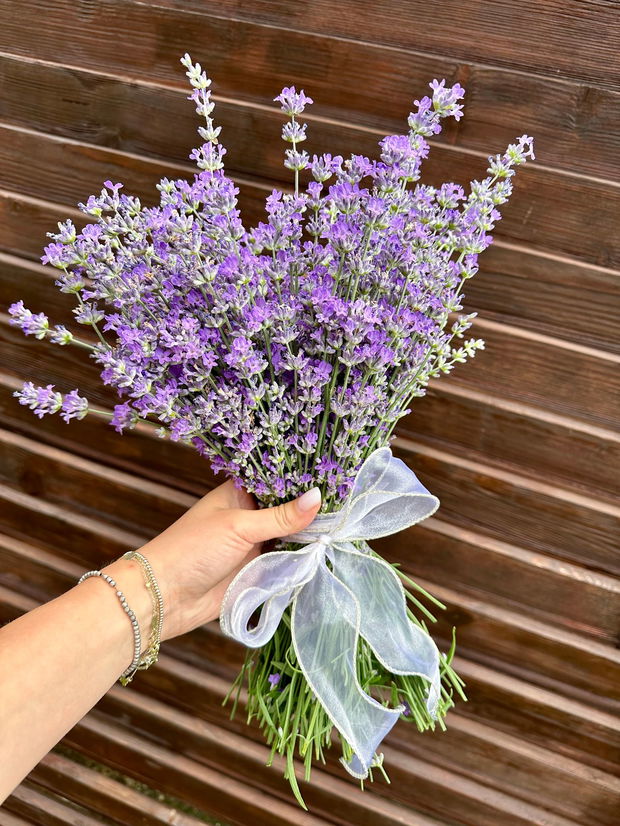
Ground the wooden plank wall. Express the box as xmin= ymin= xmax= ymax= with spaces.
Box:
xmin=0 ymin=1 xmax=619 ymax=823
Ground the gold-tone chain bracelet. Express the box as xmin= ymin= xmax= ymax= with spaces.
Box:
xmin=119 ymin=550 xmax=164 ymax=684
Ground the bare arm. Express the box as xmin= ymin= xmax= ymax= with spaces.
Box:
xmin=0 ymin=553 xmax=154 ymax=796
xmin=0 ymin=479 xmax=321 ymax=800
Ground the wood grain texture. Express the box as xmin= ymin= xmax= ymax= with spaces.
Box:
xmin=3 ymin=780 xmax=113 ymax=826
xmin=152 ymin=0 xmax=620 ymax=90
xmin=4 ymin=194 xmax=618 ymax=358
xmin=0 ymin=1 xmax=618 ymax=824
xmin=1 ymin=121 xmax=618 ymax=268
xmin=1 ymin=51 xmax=618 ymax=184
xmin=29 ymin=751 xmax=207 ymax=826
xmin=1 ymin=586 xmax=618 ymax=825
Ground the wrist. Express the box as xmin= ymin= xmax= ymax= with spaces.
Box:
xmin=128 ymin=543 xmax=178 ymax=643
xmin=100 ymin=556 xmax=153 ymax=659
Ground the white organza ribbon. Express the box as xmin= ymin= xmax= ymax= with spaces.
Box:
xmin=220 ymin=446 xmax=441 ymax=779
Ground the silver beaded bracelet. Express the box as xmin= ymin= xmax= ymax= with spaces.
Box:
xmin=77 ymin=569 xmax=142 ymax=683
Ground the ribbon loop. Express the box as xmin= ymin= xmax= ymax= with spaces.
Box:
xmin=220 ymin=446 xmax=442 ymax=779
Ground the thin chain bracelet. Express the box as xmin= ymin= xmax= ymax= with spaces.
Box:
xmin=121 ymin=550 xmax=164 ymax=673
xmin=76 ymin=569 xmax=142 ymax=684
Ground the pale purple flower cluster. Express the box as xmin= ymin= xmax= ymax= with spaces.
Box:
xmin=16 ymin=382 xmax=88 ymax=423
xmin=9 ymin=55 xmax=534 ymax=507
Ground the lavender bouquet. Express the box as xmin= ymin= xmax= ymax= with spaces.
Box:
xmin=9 ymin=54 xmax=534 ymax=804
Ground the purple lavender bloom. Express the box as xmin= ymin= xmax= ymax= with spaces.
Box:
xmin=9 ymin=301 xmax=49 ymax=339
xmin=274 ymin=86 xmax=313 ymax=116
xmin=268 ymin=673 xmax=281 ymax=689
xmin=9 ymin=52 xmax=532 ymax=509
xmin=60 ymin=389 xmax=89 ymax=423
xmin=110 ymin=403 xmax=138 ymax=434
xmin=15 ymin=382 xmax=63 ymax=418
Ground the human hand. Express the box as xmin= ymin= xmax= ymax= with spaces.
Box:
xmin=134 ymin=480 xmax=322 ymax=642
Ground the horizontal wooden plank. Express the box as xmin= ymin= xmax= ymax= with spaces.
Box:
xmin=3 ymin=520 xmax=616 ymax=723
xmin=3 ymin=780 xmax=111 ymax=826
xmin=121 ymin=657 xmax=620 ymax=826
xmin=453 ymin=656 xmax=620 ymax=776
xmin=0 ymin=426 xmax=192 ymax=535
xmin=3 ymin=197 xmax=619 ymax=356
xmin=151 ymin=0 xmax=620 ymax=91
xmin=3 ymin=376 xmax=617 ymax=645
xmin=92 ymin=688 xmax=584 ymax=826
xmin=0 ymin=810 xmax=32 ymax=826
xmin=29 ymin=751 xmax=216 ymax=826
xmin=0 ymin=370 xmax=218 ymax=496
xmin=0 ymin=0 xmax=617 ymax=123
xmin=66 ymin=715 xmax=333 ymax=826
xmin=460 ymin=243 xmax=620 ymax=355
xmin=390 ymin=520 xmax=620 ymax=645
xmin=392 ymin=712 xmax=620 ymax=826
xmin=0 ymin=119 xmax=618 ymax=269
xmin=3 ymin=286 xmax=618 ymax=431
xmin=0 ymin=482 xmax=143 ymax=566
xmin=0 ymin=191 xmax=85 ymax=262
xmin=1 ymin=587 xmax=616 ymax=823
xmin=0 ymin=50 xmax=617 ymax=189
xmin=451 ymin=317 xmax=620 ymax=429
xmin=404 ymin=383 xmax=620 ymax=503
xmin=0 ymin=122 xmax=272 ymax=231
xmin=1 ymin=380 xmax=617 ymax=577
xmin=394 ymin=438 xmax=620 ymax=575
xmin=420 ymin=578 xmax=620 ymax=707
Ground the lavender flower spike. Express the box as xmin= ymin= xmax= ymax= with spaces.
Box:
xmin=274 ymin=86 xmax=313 ymax=116
xmin=9 ymin=52 xmax=535 ymax=796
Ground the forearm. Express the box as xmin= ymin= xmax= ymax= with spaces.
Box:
xmin=0 ymin=555 xmax=152 ymax=801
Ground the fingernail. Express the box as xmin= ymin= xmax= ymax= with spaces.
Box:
xmin=297 ymin=486 xmax=321 ymax=512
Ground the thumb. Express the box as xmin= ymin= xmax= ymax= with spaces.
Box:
xmin=235 ymin=487 xmax=322 ymax=545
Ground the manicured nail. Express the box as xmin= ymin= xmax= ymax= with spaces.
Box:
xmin=297 ymin=486 xmax=321 ymax=512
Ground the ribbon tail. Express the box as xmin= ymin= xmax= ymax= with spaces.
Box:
xmin=333 ymin=546 xmax=441 ymax=718
xmin=291 ymin=559 xmax=401 ymax=779
xmin=220 ymin=545 xmax=320 ymax=647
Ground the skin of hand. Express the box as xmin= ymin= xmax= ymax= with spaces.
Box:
xmin=138 ymin=479 xmax=323 ymax=642
xmin=0 ymin=480 xmax=321 ymax=802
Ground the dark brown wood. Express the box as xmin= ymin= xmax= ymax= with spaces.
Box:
xmin=391 ymin=521 xmax=620 ymax=645
xmin=0 ymin=190 xmax=86 ymax=262
xmin=1 ymin=2 xmax=618 ymax=824
xmin=403 ymin=384 xmax=620 ymax=502
xmin=1 ymin=121 xmax=618 ymax=268
xmin=0 ymin=51 xmax=617 ymax=185
xmin=3 ymin=779 xmax=112 ymax=826
xmin=31 ymin=751 xmax=207 ymax=825
xmin=4 ymin=193 xmax=619 ymax=358
xmin=153 ymin=0 xmax=620 ymax=90
xmin=394 ymin=438 xmax=620 ymax=575
xmin=0 ymin=810 xmax=33 ymax=826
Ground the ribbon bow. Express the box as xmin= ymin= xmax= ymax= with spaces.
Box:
xmin=220 ymin=446 xmax=441 ymax=778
